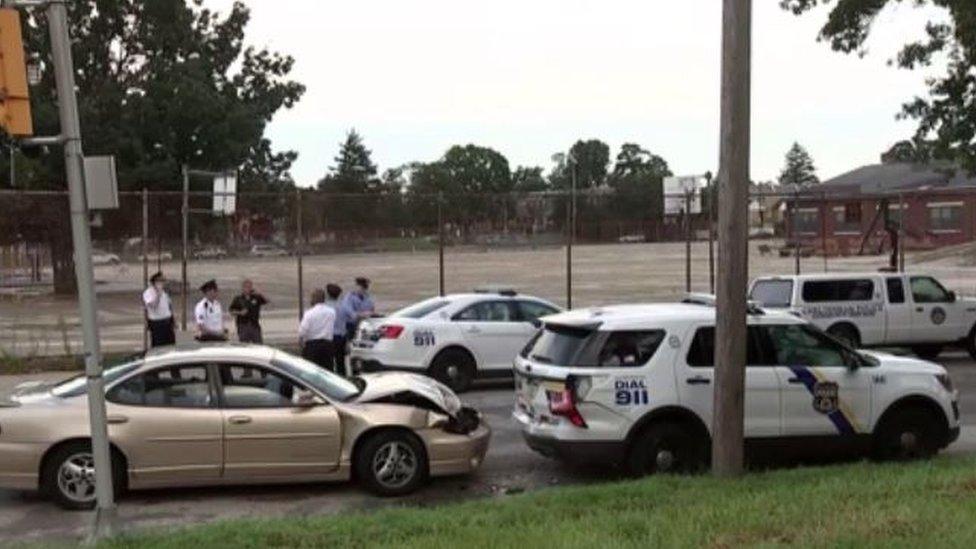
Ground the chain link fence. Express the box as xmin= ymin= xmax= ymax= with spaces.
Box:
xmin=3 ymin=185 xmax=976 ymax=359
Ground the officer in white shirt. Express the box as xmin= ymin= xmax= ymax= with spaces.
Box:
xmin=194 ymin=279 xmax=227 ymax=342
xmin=299 ymin=288 xmax=336 ymax=370
xmin=143 ymin=271 xmax=175 ymax=347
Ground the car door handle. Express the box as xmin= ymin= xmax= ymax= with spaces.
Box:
xmin=787 ymin=377 xmax=805 ymax=384
xmin=466 ymin=326 xmax=481 ymax=334
xmin=228 ymin=415 xmax=252 ymax=425
xmin=106 ymin=415 xmax=128 ymax=425
xmin=685 ymin=376 xmax=711 ymax=385
xmin=916 ymin=307 xmax=924 ymax=312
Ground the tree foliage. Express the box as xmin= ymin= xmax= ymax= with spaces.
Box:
xmin=608 ymin=143 xmax=672 ymax=221
xmin=782 ymin=0 xmax=976 ymax=172
xmin=778 ymin=142 xmax=820 ymax=186
xmin=317 ymin=129 xmax=379 ymax=194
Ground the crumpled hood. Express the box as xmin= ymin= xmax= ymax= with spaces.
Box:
xmin=354 ymin=371 xmax=462 ymax=416
xmin=860 ymin=350 xmax=946 ymax=375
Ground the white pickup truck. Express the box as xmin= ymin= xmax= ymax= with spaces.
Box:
xmin=749 ymin=272 xmax=976 ymax=360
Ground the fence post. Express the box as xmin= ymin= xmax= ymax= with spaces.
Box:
xmin=793 ymin=191 xmax=800 ymax=275
xmin=708 ymin=175 xmax=715 ymax=293
xmin=566 ymin=191 xmax=573 ymax=309
xmin=181 ymin=164 xmax=189 ymax=332
xmin=820 ymin=191 xmax=828 ymax=272
xmin=898 ymin=192 xmax=905 ymax=272
xmin=438 ymin=192 xmax=445 ymax=297
xmin=296 ymin=189 xmax=304 ymax=320
xmin=685 ymin=190 xmax=692 ymax=293
xmin=142 ymin=187 xmax=149 ymax=352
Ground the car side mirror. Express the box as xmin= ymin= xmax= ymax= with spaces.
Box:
xmin=948 ymin=291 xmax=957 ymax=303
xmin=529 ymin=318 xmax=542 ymax=328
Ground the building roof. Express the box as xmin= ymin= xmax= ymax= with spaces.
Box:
xmin=815 ymin=162 xmax=976 ymax=196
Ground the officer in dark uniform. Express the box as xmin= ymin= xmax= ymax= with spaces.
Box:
xmin=229 ymin=279 xmax=269 ymax=343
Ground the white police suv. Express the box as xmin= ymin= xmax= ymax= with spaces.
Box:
xmin=513 ymin=300 xmax=960 ymax=474
xmin=351 ymin=289 xmax=561 ymax=392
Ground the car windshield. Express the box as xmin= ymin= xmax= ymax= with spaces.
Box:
xmin=271 ymin=351 xmax=362 ymax=401
xmin=391 ymin=298 xmax=451 ymax=319
xmin=52 ymin=359 xmax=143 ymax=398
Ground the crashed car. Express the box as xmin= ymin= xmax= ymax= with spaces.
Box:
xmin=0 ymin=344 xmax=490 ymax=510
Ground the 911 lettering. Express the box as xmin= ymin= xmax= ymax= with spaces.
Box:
xmin=413 ymin=330 xmax=435 ymax=347
xmin=614 ymin=378 xmax=649 ymax=406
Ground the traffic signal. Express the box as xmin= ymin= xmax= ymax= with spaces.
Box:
xmin=0 ymin=8 xmax=31 ymax=136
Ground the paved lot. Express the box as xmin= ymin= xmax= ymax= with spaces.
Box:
xmin=1 ymin=351 xmax=976 ymax=544
xmin=5 ymin=239 xmax=976 ymax=357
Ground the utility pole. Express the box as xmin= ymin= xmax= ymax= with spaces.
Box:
xmin=11 ymin=0 xmax=118 ymax=536
xmin=296 ymin=189 xmax=304 ymax=320
xmin=181 ymin=164 xmax=189 ymax=331
xmin=142 ymin=187 xmax=149 ymax=352
xmin=713 ymin=0 xmax=751 ymax=478
xmin=566 ymin=157 xmax=577 ymax=309
xmin=437 ymin=192 xmax=445 ymax=296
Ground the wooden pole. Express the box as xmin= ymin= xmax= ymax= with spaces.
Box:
xmin=821 ymin=191 xmax=828 ymax=272
xmin=181 ymin=165 xmax=189 ymax=332
xmin=713 ymin=0 xmax=751 ymax=478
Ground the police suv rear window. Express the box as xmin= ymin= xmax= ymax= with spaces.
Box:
xmin=749 ymin=280 xmax=793 ymax=308
xmin=801 ymin=279 xmax=874 ymax=302
xmin=526 ymin=325 xmax=665 ymax=368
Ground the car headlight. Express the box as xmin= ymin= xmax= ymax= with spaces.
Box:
xmin=935 ymin=374 xmax=954 ymax=393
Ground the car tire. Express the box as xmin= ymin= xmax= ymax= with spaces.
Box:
xmin=355 ymin=430 xmax=428 ymax=497
xmin=627 ymin=422 xmax=707 ymax=476
xmin=429 ymin=349 xmax=476 ymax=393
xmin=911 ymin=345 xmax=943 ymax=360
xmin=826 ymin=323 xmax=860 ymax=348
xmin=872 ymin=407 xmax=943 ymax=461
xmin=41 ymin=441 xmax=125 ymax=511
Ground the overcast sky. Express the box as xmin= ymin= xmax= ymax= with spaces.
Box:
xmin=205 ymin=0 xmax=947 ymax=187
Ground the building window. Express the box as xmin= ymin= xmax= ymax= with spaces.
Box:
xmin=793 ymin=208 xmax=819 ymax=234
xmin=927 ymin=202 xmax=963 ymax=232
xmin=833 ymin=203 xmax=861 ymax=234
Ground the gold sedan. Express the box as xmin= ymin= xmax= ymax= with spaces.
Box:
xmin=0 ymin=345 xmax=490 ymax=509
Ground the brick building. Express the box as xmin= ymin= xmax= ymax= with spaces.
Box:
xmin=784 ymin=162 xmax=976 ymax=256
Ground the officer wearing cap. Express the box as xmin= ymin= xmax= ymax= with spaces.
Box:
xmin=143 ymin=271 xmax=175 ymax=347
xmin=343 ymin=276 xmax=375 ymax=337
xmin=194 ymin=279 xmax=227 ymax=342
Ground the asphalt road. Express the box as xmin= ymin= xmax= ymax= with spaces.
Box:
xmin=2 ymin=353 xmax=976 ymax=544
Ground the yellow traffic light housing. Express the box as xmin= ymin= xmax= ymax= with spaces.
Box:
xmin=0 ymin=8 xmax=31 ymax=136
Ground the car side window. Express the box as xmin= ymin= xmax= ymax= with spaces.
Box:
xmin=910 ymin=276 xmax=951 ymax=303
xmin=453 ymin=301 xmax=515 ymax=322
xmin=107 ymin=365 xmax=212 ymax=408
xmin=218 ymin=364 xmax=314 ymax=408
xmin=517 ymin=301 xmax=559 ymax=323
xmin=762 ymin=324 xmax=847 ymax=367
xmin=686 ymin=327 xmax=772 ymax=367
xmin=597 ymin=331 xmax=665 ymax=367
xmin=886 ymin=277 xmax=905 ymax=304
xmin=802 ymin=279 xmax=874 ymax=302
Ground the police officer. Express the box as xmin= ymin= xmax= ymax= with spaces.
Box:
xmin=143 ymin=271 xmax=175 ymax=347
xmin=299 ymin=288 xmax=336 ymax=370
xmin=194 ymin=279 xmax=227 ymax=342
xmin=229 ymin=279 xmax=269 ymax=343
xmin=343 ymin=276 xmax=375 ymax=337
xmin=325 ymin=283 xmax=354 ymax=375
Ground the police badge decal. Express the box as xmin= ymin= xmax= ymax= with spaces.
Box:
xmin=812 ymin=381 xmax=839 ymax=414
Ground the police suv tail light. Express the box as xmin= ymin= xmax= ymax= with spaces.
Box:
xmin=378 ymin=324 xmax=405 ymax=339
xmin=547 ymin=378 xmax=587 ymax=428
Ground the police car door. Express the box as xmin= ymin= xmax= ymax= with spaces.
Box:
xmin=452 ymin=300 xmax=525 ymax=370
xmin=908 ymin=275 xmax=962 ymax=342
xmin=680 ymin=324 xmax=782 ymax=437
xmin=763 ymin=323 xmax=872 ymax=437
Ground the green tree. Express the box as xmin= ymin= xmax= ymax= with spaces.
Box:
xmin=0 ymin=1 xmax=304 ymax=293
xmin=782 ymin=0 xmax=976 ymax=172
xmin=550 ymin=139 xmax=611 ymax=190
xmin=778 ymin=142 xmax=820 ymax=186
xmin=881 ymin=139 xmax=932 ymax=164
xmin=512 ymin=166 xmax=549 ymax=192
xmin=608 ymin=143 xmax=672 ymax=221
xmin=317 ymin=129 xmax=379 ymax=194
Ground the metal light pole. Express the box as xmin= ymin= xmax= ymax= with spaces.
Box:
xmin=566 ymin=154 xmax=577 ymax=309
xmin=36 ymin=0 xmax=117 ymax=535
xmin=713 ymin=0 xmax=752 ymax=478
xmin=181 ymin=164 xmax=189 ymax=331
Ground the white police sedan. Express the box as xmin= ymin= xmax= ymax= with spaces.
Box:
xmin=350 ymin=289 xmax=561 ymax=392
